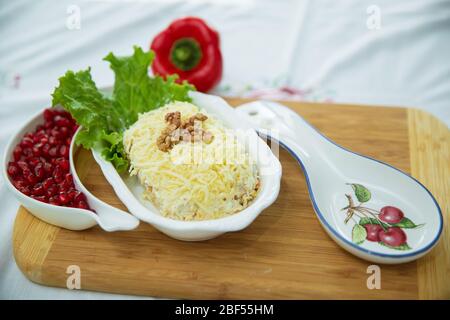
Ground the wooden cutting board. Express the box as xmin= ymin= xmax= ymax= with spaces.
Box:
xmin=12 ymin=99 xmax=450 ymax=299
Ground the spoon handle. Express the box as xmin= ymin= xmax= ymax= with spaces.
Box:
xmin=81 ymin=193 xmax=139 ymax=232
xmin=70 ymin=162 xmax=140 ymax=232
xmin=70 ymin=129 xmax=140 ymax=232
xmin=237 ymin=101 xmax=337 ymax=176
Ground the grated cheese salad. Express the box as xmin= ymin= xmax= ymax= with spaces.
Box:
xmin=123 ymin=102 xmax=260 ymax=221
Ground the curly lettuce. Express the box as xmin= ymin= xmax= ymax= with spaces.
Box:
xmin=51 ymin=46 xmax=193 ymax=172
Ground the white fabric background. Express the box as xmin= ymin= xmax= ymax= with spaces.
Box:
xmin=1 ymin=0 xmax=449 ymax=299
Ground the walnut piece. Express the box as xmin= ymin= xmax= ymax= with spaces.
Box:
xmin=157 ymin=111 xmax=214 ymax=152
xmin=165 ymin=111 xmax=181 ymax=127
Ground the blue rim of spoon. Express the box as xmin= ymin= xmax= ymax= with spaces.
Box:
xmin=259 ymin=128 xmax=443 ymax=259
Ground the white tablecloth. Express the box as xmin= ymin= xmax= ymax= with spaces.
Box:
xmin=1 ymin=0 xmax=449 ymax=299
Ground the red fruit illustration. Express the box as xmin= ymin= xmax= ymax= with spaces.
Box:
xmin=344 ymin=184 xmax=420 ymax=250
xmin=364 ymin=224 xmax=384 ymax=242
xmin=378 ymin=227 xmax=407 ymax=247
xmin=379 ymin=206 xmax=404 ymax=224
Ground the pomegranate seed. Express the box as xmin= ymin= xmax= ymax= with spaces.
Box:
xmin=32 ymin=183 xmax=45 ymax=196
xmin=36 ymin=127 xmax=46 ymax=135
xmin=65 ymin=137 xmax=72 ymax=146
xmin=19 ymin=186 xmax=31 ymax=196
xmin=7 ymin=162 xmax=20 ymax=176
xmin=22 ymin=147 xmax=33 ymax=157
xmin=20 ymin=137 xmax=34 ymax=148
xmin=40 ymin=195 xmax=49 ymax=203
xmin=34 ymin=163 xmax=45 ymax=180
xmin=56 ymin=110 xmax=70 ymax=118
xmin=67 ymin=189 xmax=78 ymax=201
xmin=13 ymin=180 xmax=27 ymax=189
xmin=42 ymin=177 xmax=54 ymax=190
xmin=25 ymin=173 xmax=38 ymax=185
xmin=75 ymin=200 xmax=89 ymax=209
xmin=43 ymin=161 xmax=53 ymax=173
xmin=13 ymin=146 xmax=23 ymax=161
xmin=32 ymin=144 xmax=42 ymax=157
xmin=51 ymin=128 xmax=63 ymax=140
xmin=43 ymin=109 xmax=54 ymax=122
xmin=65 ymin=173 xmax=73 ymax=184
xmin=42 ymin=143 xmax=51 ymax=157
xmin=58 ymin=193 xmax=70 ymax=205
xmin=55 ymin=117 xmax=71 ymax=127
xmin=49 ymin=196 xmax=61 ymax=206
xmin=46 ymin=185 xmax=59 ymax=197
xmin=34 ymin=195 xmax=47 ymax=203
xmin=28 ymin=157 xmax=41 ymax=168
xmin=60 ymin=127 xmax=69 ymax=137
xmin=60 ymin=179 xmax=71 ymax=192
xmin=59 ymin=145 xmax=69 ymax=158
xmin=42 ymin=177 xmax=55 ymax=192
xmin=54 ymin=165 xmax=64 ymax=183
xmin=49 ymin=136 xmax=58 ymax=145
xmin=48 ymin=146 xmax=58 ymax=157
xmin=54 ymin=163 xmax=63 ymax=174
xmin=58 ymin=159 xmax=70 ymax=171
xmin=17 ymin=161 xmax=28 ymax=171
xmin=74 ymin=192 xmax=87 ymax=204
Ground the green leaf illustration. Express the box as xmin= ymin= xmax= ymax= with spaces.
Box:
xmin=359 ymin=217 xmax=389 ymax=229
xmin=348 ymin=183 xmax=371 ymax=203
xmin=360 ymin=216 xmax=423 ymax=229
xmin=359 ymin=217 xmax=376 ymax=225
xmin=352 ymin=224 xmax=367 ymax=245
xmin=379 ymin=242 xmax=412 ymax=251
xmin=391 ymin=217 xmax=423 ymax=229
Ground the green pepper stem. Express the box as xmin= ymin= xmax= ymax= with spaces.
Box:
xmin=170 ymin=38 xmax=202 ymax=71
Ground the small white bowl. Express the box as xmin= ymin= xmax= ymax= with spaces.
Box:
xmin=2 ymin=108 xmax=139 ymax=231
xmin=2 ymin=109 xmax=98 ymax=230
xmin=92 ymin=92 xmax=283 ymax=241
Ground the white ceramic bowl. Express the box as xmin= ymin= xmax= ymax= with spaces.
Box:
xmin=92 ymin=92 xmax=283 ymax=241
xmin=2 ymin=109 xmax=99 ymax=230
xmin=2 ymin=108 xmax=139 ymax=231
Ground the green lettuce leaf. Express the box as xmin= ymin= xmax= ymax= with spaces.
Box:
xmin=51 ymin=46 xmax=193 ymax=173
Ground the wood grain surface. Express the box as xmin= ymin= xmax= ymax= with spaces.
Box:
xmin=12 ymin=99 xmax=449 ymax=299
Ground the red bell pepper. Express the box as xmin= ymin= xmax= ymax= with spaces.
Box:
xmin=150 ymin=17 xmax=223 ymax=92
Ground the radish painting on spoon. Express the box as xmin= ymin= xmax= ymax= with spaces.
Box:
xmin=343 ymin=183 xmax=424 ymax=251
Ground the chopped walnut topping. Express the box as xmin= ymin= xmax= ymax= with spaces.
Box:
xmin=165 ymin=111 xmax=181 ymax=127
xmin=157 ymin=111 xmax=214 ymax=152
xmin=190 ymin=113 xmax=208 ymax=122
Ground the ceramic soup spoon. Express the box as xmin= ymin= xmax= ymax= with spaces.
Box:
xmin=235 ymin=101 xmax=443 ymax=264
